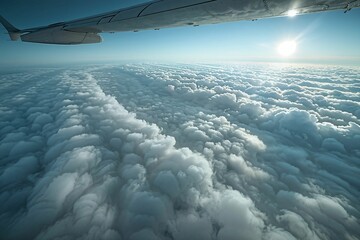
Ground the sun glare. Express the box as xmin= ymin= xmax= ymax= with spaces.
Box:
xmin=287 ymin=9 xmax=299 ymax=17
xmin=277 ymin=40 xmax=297 ymax=57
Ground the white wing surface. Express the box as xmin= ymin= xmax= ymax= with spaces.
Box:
xmin=1 ymin=0 xmax=359 ymax=44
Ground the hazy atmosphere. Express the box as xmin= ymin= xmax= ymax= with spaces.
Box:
xmin=0 ymin=1 xmax=359 ymax=240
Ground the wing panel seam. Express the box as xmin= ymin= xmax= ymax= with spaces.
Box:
xmin=101 ymin=0 xmax=217 ymax=27
xmin=139 ymin=0 xmax=216 ymax=17
xmin=137 ymin=1 xmax=161 ymax=17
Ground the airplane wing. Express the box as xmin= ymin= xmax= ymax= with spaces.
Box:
xmin=1 ymin=0 xmax=359 ymax=45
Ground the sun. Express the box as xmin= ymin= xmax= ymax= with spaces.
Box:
xmin=277 ymin=40 xmax=297 ymax=57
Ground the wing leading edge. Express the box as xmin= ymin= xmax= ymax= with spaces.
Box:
xmin=1 ymin=0 xmax=359 ymax=45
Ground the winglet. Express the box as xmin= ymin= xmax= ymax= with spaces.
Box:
xmin=0 ymin=15 xmax=21 ymax=41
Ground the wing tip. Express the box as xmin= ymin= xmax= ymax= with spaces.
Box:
xmin=0 ymin=15 xmax=21 ymax=41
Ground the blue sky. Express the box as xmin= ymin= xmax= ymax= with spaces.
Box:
xmin=0 ymin=0 xmax=360 ymax=67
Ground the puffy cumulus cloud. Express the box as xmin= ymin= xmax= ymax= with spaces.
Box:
xmin=205 ymin=190 xmax=265 ymax=240
xmin=259 ymin=109 xmax=330 ymax=148
xmin=1 ymin=63 xmax=360 ymax=240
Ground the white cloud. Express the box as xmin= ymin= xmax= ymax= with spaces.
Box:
xmin=1 ymin=63 xmax=359 ymax=239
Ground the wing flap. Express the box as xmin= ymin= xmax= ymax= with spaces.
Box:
xmin=21 ymin=27 xmax=101 ymax=44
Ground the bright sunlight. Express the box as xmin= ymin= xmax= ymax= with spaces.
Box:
xmin=277 ymin=40 xmax=297 ymax=57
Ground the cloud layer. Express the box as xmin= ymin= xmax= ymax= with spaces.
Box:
xmin=0 ymin=63 xmax=359 ymax=240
